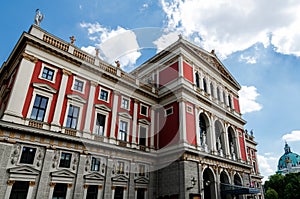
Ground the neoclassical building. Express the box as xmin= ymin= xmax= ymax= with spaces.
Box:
xmin=277 ymin=142 xmax=300 ymax=175
xmin=0 ymin=22 xmax=263 ymax=199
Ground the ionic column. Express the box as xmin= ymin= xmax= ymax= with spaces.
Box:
xmin=26 ymin=181 xmax=36 ymax=199
xmin=4 ymin=180 xmax=15 ymax=199
xmin=111 ymin=186 xmax=115 ymax=199
xmin=178 ymin=99 xmax=187 ymax=143
xmin=3 ymin=54 xmax=37 ymax=122
xmin=97 ymin=185 xmax=103 ymax=199
xmin=234 ymin=132 xmax=242 ymax=161
xmin=178 ymin=56 xmax=183 ymax=77
xmin=51 ymin=69 xmax=71 ymax=130
xmin=223 ymin=125 xmax=230 ymax=158
xmin=109 ymin=92 xmax=120 ymax=143
xmin=48 ymin=183 xmax=56 ymax=199
xmin=134 ymin=188 xmax=138 ymax=199
xmin=209 ymin=116 xmax=217 ymax=154
xmin=132 ymin=99 xmax=139 ymax=146
xmin=83 ymin=81 xmax=97 ymax=133
xmin=144 ymin=188 xmax=148 ymax=199
xmin=82 ymin=184 xmax=88 ymax=199
xmin=123 ymin=187 xmax=128 ymax=199
xmin=66 ymin=184 xmax=73 ymax=199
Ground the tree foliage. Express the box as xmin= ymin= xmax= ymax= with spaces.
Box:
xmin=264 ymin=173 xmax=300 ymax=199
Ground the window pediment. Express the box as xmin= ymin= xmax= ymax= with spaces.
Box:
xmin=32 ymin=83 xmax=57 ymax=94
xmin=66 ymin=94 xmax=87 ymax=104
xmin=51 ymin=169 xmax=75 ymax=178
xmin=138 ymin=119 xmax=150 ymax=125
xmin=9 ymin=165 xmax=39 ymax=176
xmin=84 ymin=172 xmax=105 ymax=181
xmin=118 ymin=112 xmax=132 ymax=119
xmin=111 ymin=175 xmax=129 ymax=182
xmin=95 ymin=104 xmax=111 ymax=112
xmin=134 ymin=176 xmax=149 ymax=184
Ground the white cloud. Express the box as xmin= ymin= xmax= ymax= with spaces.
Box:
xmin=257 ymin=154 xmax=277 ymax=183
xmin=160 ymin=0 xmax=300 ymax=57
xmin=153 ymin=31 xmax=180 ymax=52
xmin=80 ymin=22 xmax=141 ymax=69
xmin=238 ymin=86 xmax=263 ymax=114
xmin=239 ymin=54 xmax=257 ymax=64
xmin=282 ymin=130 xmax=300 ymax=142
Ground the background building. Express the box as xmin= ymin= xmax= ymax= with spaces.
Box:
xmin=277 ymin=142 xmax=300 ymax=175
xmin=0 ymin=23 xmax=263 ymax=199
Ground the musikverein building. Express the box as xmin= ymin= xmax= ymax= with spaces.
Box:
xmin=0 ymin=20 xmax=263 ymax=199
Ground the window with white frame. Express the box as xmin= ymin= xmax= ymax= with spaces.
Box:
xmin=20 ymin=146 xmax=36 ymax=164
xmin=94 ymin=113 xmax=106 ymax=136
xmin=66 ymin=104 xmax=80 ymax=129
xmin=59 ymin=152 xmax=72 ymax=168
xmin=140 ymin=104 xmax=148 ymax=116
xmin=121 ymin=97 xmax=130 ymax=110
xmin=72 ymin=77 xmax=85 ymax=93
xmin=30 ymin=95 xmax=49 ymax=122
xmin=91 ymin=157 xmax=100 ymax=171
xmin=39 ymin=64 xmax=57 ymax=83
xmin=165 ymin=107 xmax=173 ymax=116
xmin=119 ymin=120 xmax=128 ymax=141
xmin=99 ymin=88 xmax=110 ymax=102
xmin=139 ymin=126 xmax=147 ymax=146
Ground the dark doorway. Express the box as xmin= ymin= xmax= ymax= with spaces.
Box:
xmin=9 ymin=181 xmax=29 ymax=199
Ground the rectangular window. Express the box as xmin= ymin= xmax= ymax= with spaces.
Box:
xmin=30 ymin=95 xmax=48 ymax=121
xmin=119 ymin=121 xmax=128 ymax=141
xmin=99 ymin=89 xmax=109 ymax=102
xmin=52 ymin=183 xmax=67 ymax=199
xmin=87 ymin=185 xmax=98 ymax=199
xmin=59 ymin=152 xmax=72 ymax=168
xmin=139 ymin=164 xmax=145 ymax=176
xmin=137 ymin=188 xmax=145 ymax=199
xmin=20 ymin=147 xmax=36 ymax=164
xmin=121 ymin=97 xmax=129 ymax=110
xmin=139 ymin=126 xmax=146 ymax=146
xmin=114 ymin=186 xmax=124 ymax=199
xmin=165 ymin=107 xmax=173 ymax=116
xmin=95 ymin=113 xmax=106 ymax=136
xmin=140 ymin=104 xmax=148 ymax=116
xmin=41 ymin=67 xmax=55 ymax=81
xmin=91 ymin=157 xmax=100 ymax=171
xmin=66 ymin=105 xmax=80 ymax=129
xmin=117 ymin=161 xmax=125 ymax=174
xmin=73 ymin=79 xmax=84 ymax=92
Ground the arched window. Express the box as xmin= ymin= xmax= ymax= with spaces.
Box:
xmin=203 ymin=78 xmax=207 ymax=93
xmin=195 ymin=72 xmax=200 ymax=88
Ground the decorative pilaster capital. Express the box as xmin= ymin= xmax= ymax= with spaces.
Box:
xmin=67 ymin=184 xmax=72 ymax=188
xmin=134 ymin=99 xmax=140 ymax=103
xmin=62 ymin=69 xmax=72 ymax=76
xmin=7 ymin=180 xmax=15 ymax=186
xmin=22 ymin=52 xmax=38 ymax=63
xmin=29 ymin=181 xmax=36 ymax=186
xmin=113 ymin=91 xmax=121 ymax=96
xmin=98 ymin=185 xmax=103 ymax=190
xmin=111 ymin=186 xmax=116 ymax=190
xmin=49 ymin=182 xmax=56 ymax=187
xmin=90 ymin=81 xmax=98 ymax=87
xmin=83 ymin=184 xmax=89 ymax=189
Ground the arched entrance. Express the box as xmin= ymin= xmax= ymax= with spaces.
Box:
xmin=203 ymin=168 xmax=216 ymax=199
xmin=220 ymin=171 xmax=232 ymax=199
xmin=234 ymin=173 xmax=243 ymax=199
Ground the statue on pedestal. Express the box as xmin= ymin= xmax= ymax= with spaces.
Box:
xmin=34 ymin=9 xmax=44 ymax=26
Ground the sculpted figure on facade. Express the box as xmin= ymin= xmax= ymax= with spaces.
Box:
xmin=34 ymin=9 xmax=44 ymax=26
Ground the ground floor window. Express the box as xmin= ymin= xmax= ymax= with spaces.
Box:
xmin=137 ymin=188 xmax=145 ymax=199
xmin=86 ymin=185 xmax=98 ymax=199
xmin=9 ymin=181 xmax=29 ymax=199
xmin=52 ymin=183 xmax=67 ymax=199
xmin=114 ymin=186 xmax=124 ymax=199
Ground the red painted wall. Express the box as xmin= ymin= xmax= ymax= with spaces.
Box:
xmin=238 ymin=129 xmax=247 ymax=161
xmin=233 ymin=97 xmax=240 ymax=113
xmin=183 ymin=61 xmax=194 ymax=83
xmin=158 ymin=102 xmax=179 ymax=149
xmin=158 ymin=62 xmax=178 ymax=87
xmin=185 ymin=102 xmax=196 ymax=145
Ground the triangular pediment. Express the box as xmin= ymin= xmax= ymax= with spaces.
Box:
xmin=84 ymin=172 xmax=104 ymax=181
xmin=134 ymin=176 xmax=149 ymax=184
xmin=32 ymin=83 xmax=57 ymax=93
xmin=66 ymin=94 xmax=87 ymax=104
xmin=9 ymin=165 xmax=39 ymax=176
xmin=118 ymin=112 xmax=132 ymax=119
xmin=138 ymin=119 xmax=150 ymax=125
xmin=112 ymin=175 xmax=129 ymax=182
xmin=51 ymin=169 xmax=75 ymax=178
xmin=95 ymin=104 xmax=111 ymax=112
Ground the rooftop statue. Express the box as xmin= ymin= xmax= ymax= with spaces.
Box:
xmin=34 ymin=9 xmax=44 ymax=26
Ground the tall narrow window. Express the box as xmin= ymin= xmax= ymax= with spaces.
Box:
xmin=95 ymin=113 xmax=106 ymax=136
xmin=140 ymin=104 xmax=148 ymax=116
xmin=9 ymin=181 xmax=29 ymax=199
xmin=66 ymin=105 xmax=80 ymax=129
xmin=203 ymin=78 xmax=207 ymax=93
xmin=99 ymin=89 xmax=109 ymax=102
xmin=139 ymin=164 xmax=145 ymax=176
xmin=137 ymin=188 xmax=145 ymax=199
xmin=73 ymin=79 xmax=84 ymax=92
xmin=228 ymin=95 xmax=232 ymax=108
xmin=42 ymin=67 xmax=54 ymax=81
xmin=114 ymin=186 xmax=124 ymax=199
xmin=223 ymin=91 xmax=226 ymax=104
xmin=91 ymin=157 xmax=100 ymax=171
xmin=117 ymin=161 xmax=125 ymax=174
xmin=20 ymin=147 xmax=36 ymax=164
xmin=119 ymin=121 xmax=128 ymax=141
xmin=139 ymin=126 xmax=147 ymax=146
xmin=210 ymin=82 xmax=214 ymax=98
xmin=59 ymin=152 xmax=72 ymax=168
xmin=217 ymin=87 xmax=221 ymax=101
xmin=121 ymin=97 xmax=130 ymax=110
xmin=30 ymin=95 xmax=48 ymax=121
xmin=195 ymin=72 xmax=200 ymax=88
xmin=52 ymin=183 xmax=67 ymax=199
xmin=87 ymin=185 xmax=98 ymax=199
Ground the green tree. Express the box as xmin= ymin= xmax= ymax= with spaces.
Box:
xmin=265 ymin=188 xmax=278 ymax=199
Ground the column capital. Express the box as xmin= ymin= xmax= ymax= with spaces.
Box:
xmin=90 ymin=81 xmax=98 ymax=87
xmin=29 ymin=181 xmax=36 ymax=187
xmin=177 ymin=98 xmax=187 ymax=103
xmin=62 ymin=69 xmax=72 ymax=76
xmin=111 ymin=186 xmax=116 ymax=190
xmin=113 ymin=91 xmax=121 ymax=96
xmin=49 ymin=182 xmax=56 ymax=187
xmin=133 ymin=98 xmax=140 ymax=103
xmin=98 ymin=185 xmax=103 ymax=190
xmin=67 ymin=183 xmax=73 ymax=188
xmin=7 ymin=180 xmax=15 ymax=186
xmin=83 ymin=184 xmax=89 ymax=189
xmin=22 ymin=52 xmax=38 ymax=63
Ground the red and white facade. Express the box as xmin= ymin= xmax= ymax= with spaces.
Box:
xmin=0 ymin=25 xmax=263 ymax=199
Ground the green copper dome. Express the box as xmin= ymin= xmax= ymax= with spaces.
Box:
xmin=278 ymin=143 xmax=300 ymax=171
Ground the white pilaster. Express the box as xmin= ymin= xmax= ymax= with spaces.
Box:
xmin=4 ymin=180 xmax=14 ymax=199
xmin=82 ymin=185 xmax=88 ymax=199
xmin=132 ymin=99 xmax=139 ymax=146
xmin=48 ymin=183 xmax=56 ymax=199
xmin=83 ymin=81 xmax=97 ymax=133
xmin=178 ymin=56 xmax=183 ymax=77
xmin=223 ymin=129 xmax=230 ymax=158
xmin=123 ymin=187 xmax=128 ymax=199
xmin=235 ymin=131 xmax=242 ymax=161
xmin=209 ymin=117 xmax=217 ymax=154
xmin=66 ymin=184 xmax=72 ymax=199
xmin=97 ymin=185 xmax=103 ymax=199
xmin=150 ymin=107 xmax=155 ymax=148
xmin=110 ymin=92 xmax=120 ymax=143
xmin=26 ymin=181 xmax=35 ymax=199
xmin=3 ymin=54 xmax=37 ymax=122
xmin=194 ymin=107 xmax=201 ymax=147
xmin=144 ymin=189 xmax=148 ymax=199
xmin=111 ymin=187 xmax=115 ymax=199
xmin=134 ymin=189 xmax=137 ymax=199
xmin=178 ymin=99 xmax=187 ymax=143
xmin=51 ymin=69 xmax=71 ymax=130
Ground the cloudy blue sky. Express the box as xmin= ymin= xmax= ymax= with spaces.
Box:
xmin=1 ymin=0 xmax=300 ymax=182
